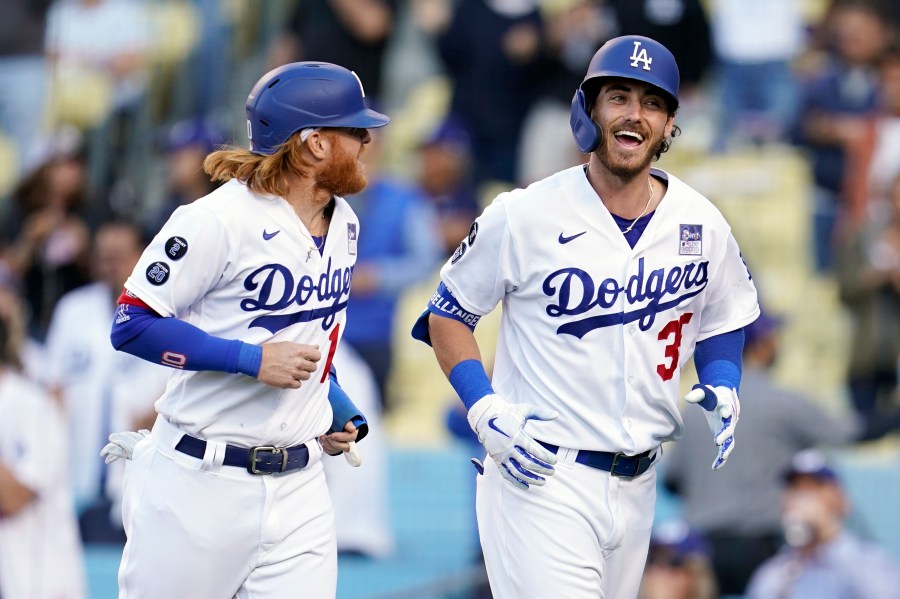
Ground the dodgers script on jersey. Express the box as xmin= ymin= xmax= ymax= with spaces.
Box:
xmin=441 ymin=166 xmax=759 ymax=454
xmin=123 ymin=179 xmax=358 ymax=447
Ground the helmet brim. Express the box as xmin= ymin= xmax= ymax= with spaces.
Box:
xmin=340 ymin=107 xmax=391 ymax=129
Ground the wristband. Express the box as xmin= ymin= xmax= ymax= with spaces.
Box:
xmin=449 ymin=359 xmax=494 ymax=410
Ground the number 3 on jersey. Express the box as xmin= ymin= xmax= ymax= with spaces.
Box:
xmin=656 ymin=313 xmax=693 ymax=381
xmin=320 ymin=323 xmax=341 ymax=383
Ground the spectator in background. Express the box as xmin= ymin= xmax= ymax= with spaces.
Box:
xmin=344 ymin=129 xmax=442 ymax=409
xmin=0 ymin=128 xmax=92 ymax=340
xmin=0 ymin=281 xmax=86 ymax=599
xmin=437 ymin=0 xmax=545 ymax=187
xmin=44 ymin=0 xmax=151 ymax=116
xmin=665 ymin=307 xmax=900 ymax=596
xmin=0 ymin=0 xmax=51 ymax=180
xmin=609 ymin=0 xmax=713 ymax=94
xmin=519 ymin=0 xmax=613 ymax=185
xmin=638 ymin=520 xmax=717 ymax=599
xmin=416 ymin=116 xmax=480 ymax=256
xmin=844 ymin=43 xmax=900 ymax=228
xmin=746 ymin=449 xmax=900 ymax=599
xmin=144 ymin=117 xmax=226 ymax=238
xmin=709 ymin=0 xmax=806 ymax=151
xmin=835 ymin=171 xmax=900 ymax=416
xmin=792 ymin=0 xmax=892 ymax=272
xmin=269 ymin=0 xmax=397 ymax=102
xmin=43 ymin=221 xmax=168 ymax=542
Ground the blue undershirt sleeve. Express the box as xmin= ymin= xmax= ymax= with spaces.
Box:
xmin=693 ymin=328 xmax=744 ymax=391
xmin=111 ymin=304 xmax=263 ymax=376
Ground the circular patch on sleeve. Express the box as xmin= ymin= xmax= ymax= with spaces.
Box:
xmin=467 ymin=222 xmax=478 ymax=246
xmin=146 ymin=261 xmax=171 ymax=286
xmin=164 ymin=236 xmax=189 ymax=261
xmin=450 ymin=241 xmax=467 ymax=264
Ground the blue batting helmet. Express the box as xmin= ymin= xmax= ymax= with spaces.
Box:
xmin=245 ymin=62 xmax=390 ymax=155
xmin=570 ymin=36 xmax=680 ymax=154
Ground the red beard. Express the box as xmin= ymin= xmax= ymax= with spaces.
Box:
xmin=317 ymin=143 xmax=368 ymax=197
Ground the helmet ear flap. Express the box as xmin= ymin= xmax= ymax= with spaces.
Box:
xmin=570 ymin=88 xmax=602 ymax=154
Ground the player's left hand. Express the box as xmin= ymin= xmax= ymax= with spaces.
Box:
xmin=319 ymin=421 xmax=361 ymax=466
xmin=684 ymin=384 xmax=740 ymax=470
xmin=100 ymin=429 xmax=150 ymax=464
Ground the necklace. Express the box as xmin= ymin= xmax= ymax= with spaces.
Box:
xmin=294 ymin=210 xmax=327 ymax=262
xmin=622 ymin=177 xmax=654 ymax=234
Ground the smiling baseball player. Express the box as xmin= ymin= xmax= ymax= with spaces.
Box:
xmin=412 ymin=36 xmax=759 ymax=599
xmin=106 ymin=62 xmax=387 ymax=599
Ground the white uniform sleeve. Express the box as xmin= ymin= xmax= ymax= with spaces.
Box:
xmin=439 ymin=196 xmax=519 ymax=315
xmin=697 ymin=230 xmax=759 ymax=341
xmin=124 ymin=203 xmax=232 ymax=317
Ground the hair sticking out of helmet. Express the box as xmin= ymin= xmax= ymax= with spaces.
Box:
xmin=570 ymin=36 xmax=680 ymax=154
xmin=245 ymin=62 xmax=390 ymax=155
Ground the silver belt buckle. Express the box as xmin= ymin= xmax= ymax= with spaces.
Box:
xmin=247 ymin=446 xmax=288 ymax=474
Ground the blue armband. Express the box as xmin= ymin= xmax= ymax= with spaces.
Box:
xmin=111 ymin=304 xmax=262 ymax=376
xmin=411 ymin=281 xmax=482 ymax=347
xmin=694 ymin=328 xmax=744 ymax=391
xmin=448 ymin=359 xmax=494 ymax=410
xmin=328 ymin=369 xmax=368 ymax=441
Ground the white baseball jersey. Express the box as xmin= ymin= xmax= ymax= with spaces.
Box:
xmin=124 ymin=178 xmax=358 ymax=447
xmin=442 ymin=165 xmax=759 ymax=454
xmin=0 ymin=371 xmax=86 ymax=599
xmin=44 ymin=282 xmax=169 ymax=509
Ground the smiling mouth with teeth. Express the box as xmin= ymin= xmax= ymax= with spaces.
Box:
xmin=614 ymin=130 xmax=645 ymax=147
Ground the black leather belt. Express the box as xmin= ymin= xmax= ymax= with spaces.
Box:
xmin=540 ymin=442 xmax=654 ymax=478
xmin=174 ymin=435 xmax=310 ymax=475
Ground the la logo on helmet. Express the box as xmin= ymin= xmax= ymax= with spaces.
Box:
xmin=629 ymin=41 xmax=652 ymax=71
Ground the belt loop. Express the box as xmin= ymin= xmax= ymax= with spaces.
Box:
xmin=201 ymin=440 xmax=226 ymax=472
xmin=306 ymin=439 xmax=323 ymax=468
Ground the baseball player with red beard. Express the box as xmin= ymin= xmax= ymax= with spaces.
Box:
xmin=105 ymin=62 xmax=387 ymax=598
xmin=413 ymin=36 xmax=759 ymax=599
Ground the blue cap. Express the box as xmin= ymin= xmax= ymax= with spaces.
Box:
xmin=784 ymin=449 xmax=839 ymax=484
xmin=744 ymin=307 xmax=783 ymax=347
xmin=164 ymin=118 xmax=227 ymax=153
xmin=649 ymin=520 xmax=710 ymax=559
xmin=419 ymin=116 xmax=471 ymax=151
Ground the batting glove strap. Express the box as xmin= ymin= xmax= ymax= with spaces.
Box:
xmin=684 ymin=384 xmax=741 ymax=470
xmin=467 ymin=394 xmax=559 ymax=490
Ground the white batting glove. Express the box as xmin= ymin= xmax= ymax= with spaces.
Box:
xmin=467 ymin=394 xmax=559 ymax=490
xmin=100 ymin=429 xmax=150 ymax=464
xmin=684 ymin=384 xmax=740 ymax=470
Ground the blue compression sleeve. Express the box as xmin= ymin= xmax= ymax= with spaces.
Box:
xmin=111 ymin=304 xmax=262 ymax=376
xmin=328 ymin=370 xmax=369 ymax=441
xmin=693 ymin=328 xmax=744 ymax=391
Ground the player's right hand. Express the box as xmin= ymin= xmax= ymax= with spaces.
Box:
xmin=257 ymin=342 xmax=321 ymax=389
xmin=467 ymin=394 xmax=559 ymax=490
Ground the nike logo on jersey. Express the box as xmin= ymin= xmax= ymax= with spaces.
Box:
xmin=558 ymin=231 xmax=586 ymax=244
xmin=263 ymin=229 xmax=280 ymax=241
xmin=542 ymin=257 xmax=710 ymax=338
xmin=488 ymin=417 xmax=510 ymax=438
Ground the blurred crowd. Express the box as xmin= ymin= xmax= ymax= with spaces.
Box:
xmin=1 ymin=0 xmax=900 ymax=598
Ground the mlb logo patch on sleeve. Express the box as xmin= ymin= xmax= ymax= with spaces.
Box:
xmin=347 ymin=223 xmax=357 ymax=255
xmin=679 ymin=224 xmax=702 ymax=256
